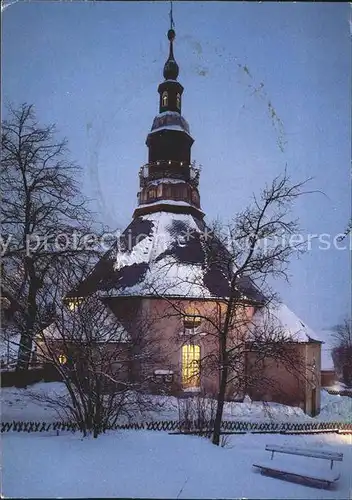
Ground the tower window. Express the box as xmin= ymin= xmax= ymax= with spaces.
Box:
xmin=162 ymin=91 xmax=168 ymax=107
xmin=148 ymin=188 xmax=156 ymax=200
xmin=192 ymin=191 xmax=199 ymax=205
xmin=176 ymin=93 xmax=181 ymax=109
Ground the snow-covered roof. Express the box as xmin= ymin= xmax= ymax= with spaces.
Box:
xmin=69 ymin=211 xmax=264 ymax=303
xmin=112 ymin=213 xmax=213 ymax=298
xmin=154 ymin=111 xmax=182 ymax=118
xmin=251 ymin=303 xmax=321 ymax=343
xmin=321 ymin=347 xmax=334 ymax=371
xmin=41 ymin=308 xmax=131 ymax=344
xmin=149 ymin=111 xmax=192 ymax=137
xmin=138 ymin=199 xmax=204 ymax=211
xmin=317 ymin=329 xmax=335 ymax=370
xmin=148 ymin=125 xmax=193 ymax=137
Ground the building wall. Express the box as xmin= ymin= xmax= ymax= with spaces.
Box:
xmin=245 ymin=342 xmax=321 ymax=415
xmin=42 ymin=296 xmax=322 ymax=413
xmin=139 ymin=298 xmax=222 ymax=396
xmin=109 ymin=297 xmax=321 ymax=413
xmin=303 ymin=342 xmax=321 ymax=416
xmin=321 ymin=370 xmax=336 ymax=388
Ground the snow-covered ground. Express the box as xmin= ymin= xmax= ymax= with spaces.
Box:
xmin=2 ymin=430 xmax=351 ymax=498
xmin=1 ymin=382 xmax=351 ymax=423
xmin=319 ymin=390 xmax=352 ymax=422
xmin=1 ymin=382 xmax=351 ymax=498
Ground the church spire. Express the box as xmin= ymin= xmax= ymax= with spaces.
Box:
xmin=163 ymin=1 xmax=178 ymax=80
xmin=133 ymin=8 xmax=203 ymax=220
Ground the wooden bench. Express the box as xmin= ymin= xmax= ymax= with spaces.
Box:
xmin=253 ymin=444 xmax=343 ymax=488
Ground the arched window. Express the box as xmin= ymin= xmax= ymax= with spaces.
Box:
xmin=162 ymin=91 xmax=168 ymax=107
xmin=176 ymin=93 xmax=181 ymax=109
xmin=148 ymin=188 xmax=156 ymax=200
xmin=191 ymin=191 xmax=199 ymax=205
xmin=182 ymin=344 xmax=200 ymax=390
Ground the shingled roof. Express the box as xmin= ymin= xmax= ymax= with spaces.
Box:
xmin=67 ymin=212 xmax=265 ymax=303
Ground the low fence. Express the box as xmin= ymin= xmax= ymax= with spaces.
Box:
xmin=325 ymin=389 xmax=352 ymax=398
xmin=2 ymin=419 xmax=352 ymax=434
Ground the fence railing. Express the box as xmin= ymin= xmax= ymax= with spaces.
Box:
xmin=2 ymin=419 xmax=352 ymax=434
xmin=325 ymin=388 xmax=352 ymax=398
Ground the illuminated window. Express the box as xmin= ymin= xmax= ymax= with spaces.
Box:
xmin=162 ymin=91 xmax=168 ymax=107
xmin=176 ymin=93 xmax=181 ymax=109
xmin=182 ymin=344 xmax=200 ymax=389
xmin=58 ymin=354 xmax=67 ymax=365
xmin=66 ymin=297 xmax=84 ymax=311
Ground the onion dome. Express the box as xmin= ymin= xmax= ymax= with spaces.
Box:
xmin=163 ymin=29 xmax=179 ymax=80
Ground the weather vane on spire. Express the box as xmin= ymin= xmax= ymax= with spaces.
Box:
xmin=169 ymin=1 xmax=175 ymax=30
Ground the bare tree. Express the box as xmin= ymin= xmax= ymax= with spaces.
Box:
xmin=31 ymin=290 xmax=166 ymax=438
xmin=145 ymin=170 xmax=313 ymax=444
xmin=205 ymin=170 xmax=313 ymax=444
xmin=1 ymin=103 xmax=105 ymax=376
xmin=337 ymin=218 xmax=352 ymax=242
xmin=332 ymin=317 xmax=352 ymax=387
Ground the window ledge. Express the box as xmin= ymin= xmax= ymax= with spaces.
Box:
xmin=182 ymin=387 xmax=201 ymax=393
xmin=180 ymin=329 xmax=206 ymax=336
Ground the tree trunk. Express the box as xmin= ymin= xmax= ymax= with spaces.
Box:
xmin=15 ymin=258 xmax=38 ymax=377
xmin=212 ymin=364 xmax=228 ymax=446
xmin=212 ymin=300 xmax=232 ymax=446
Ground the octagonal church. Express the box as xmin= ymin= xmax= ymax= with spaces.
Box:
xmin=63 ymin=25 xmax=322 ymax=415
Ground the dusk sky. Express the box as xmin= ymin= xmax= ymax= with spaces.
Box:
xmin=3 ymin=1 xmax=351 ymax=335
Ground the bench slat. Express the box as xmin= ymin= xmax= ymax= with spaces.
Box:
xmin=253 ymin=461 xmax=340 ymax=484
xmin=265 ymin=444 xmax=343 ymax=461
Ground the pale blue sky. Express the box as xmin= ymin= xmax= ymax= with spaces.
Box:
xmin=2 ymin=1 xmax=351 ymax=334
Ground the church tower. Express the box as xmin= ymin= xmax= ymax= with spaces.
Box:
xmin=133 ymin=27 xmax=203 ymax=220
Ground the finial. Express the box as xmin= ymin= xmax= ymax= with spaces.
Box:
xmin=169 ymin=0 xmax=175 ymax=30
xmin=163 ymin=1 xmax=179 ymax=80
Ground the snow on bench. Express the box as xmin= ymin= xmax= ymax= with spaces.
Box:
xmin=264 ymin=444 xmax=343 ymax=468
xmin=252 ymin=444 xmax=343 ymax=488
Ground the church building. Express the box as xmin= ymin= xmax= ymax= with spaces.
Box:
xmin=63 ymin=24 xmax=322 ymax=415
